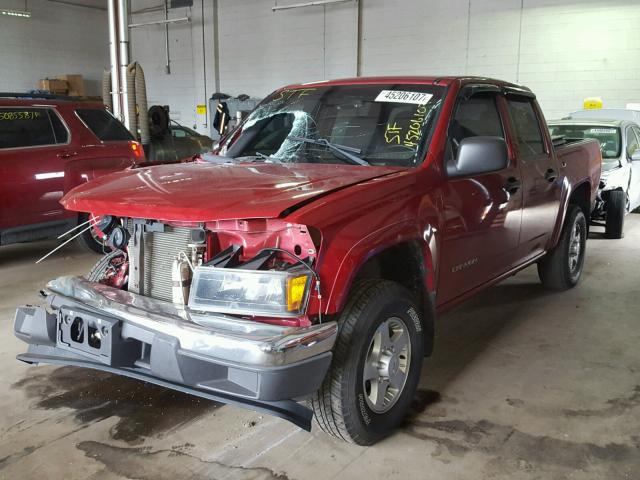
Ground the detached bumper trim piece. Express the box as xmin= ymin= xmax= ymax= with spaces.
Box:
xmin=17 ymin=347 xmax=314 ymax=430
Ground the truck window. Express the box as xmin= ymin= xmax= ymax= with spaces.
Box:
xmin=224 ymin=84 xmax=445 ymax=167
xmin=507 ymin=98 xmax=545 ymax=157
xmin=0 ymin=107 xmax=60 ymax=149
xmin=626 ymin=127 xmax=639 ymax=158
xmin=76 ymin=108 xmax=134 ymax=142
xmin=448 ymin=93 xmax=503 ymax=160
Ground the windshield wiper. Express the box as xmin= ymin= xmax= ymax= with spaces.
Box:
xmin=288 ymin=135 xmax=370 ymax=166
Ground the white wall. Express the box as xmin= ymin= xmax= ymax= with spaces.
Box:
xmin=219 ymin=0 xmax=357 ymax=94
xmin=130 ymin=0 xmax=214 ymax=130
xmin=130 ymin=0 xmax=359 ymax=133
xmin=361 ymin=0 xmax=640 ymax=119
xmin=130 ymin=0 xmax=640 ymax=133
xmin=0 ymin=0 xmax=108 ymax=96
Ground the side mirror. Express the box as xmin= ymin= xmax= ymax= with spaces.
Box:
xmin=447 ymin=136 xmax=509 ymax=178
xmin=631 ymin=150 xmax=640 ymax=162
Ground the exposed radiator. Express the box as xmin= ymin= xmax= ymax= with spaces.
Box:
xmin=127 ymin=221 xmax=192 ymax=303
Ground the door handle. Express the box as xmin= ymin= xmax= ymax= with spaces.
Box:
xmin=57 ymin=151 xmax=78 ymax=159
xmin=504 ymin=176 xmax=521 ymax=194
xmin=544 ymin=168 xmax=557 ymax=183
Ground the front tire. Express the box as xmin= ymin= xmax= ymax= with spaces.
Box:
xmin=605 ymin=190 xmax=626 ymax=239
xmin=537 ymin=205 xmax=587 ymax=290
xmin=310 ymin=280 xmax=424 ymax=445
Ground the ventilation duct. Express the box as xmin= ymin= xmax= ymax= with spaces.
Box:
xmin=102 ymin=70 xmax=113 ymax=112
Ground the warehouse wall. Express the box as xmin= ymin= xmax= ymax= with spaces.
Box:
xmin=130 ymin=0 xmax=640 ymax=134
xmin=130 ymin=1 xmax=215 ymax=131
xmin=361 ymin=0 xmax=640 ymax=119
xmin=129 ymin=0 xmax=358 ymax=134
xmin=0 ymin=0 xmax=108 ymax=96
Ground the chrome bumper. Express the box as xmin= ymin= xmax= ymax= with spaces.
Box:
xmin=32 ymin=276 xmax=337 ymax=367
xmin=13 ymin=277 xmax=338 ymax=428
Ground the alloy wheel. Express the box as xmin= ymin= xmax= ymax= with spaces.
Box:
xmin=362 ymin=317 xmax=412 ymax=414
xmin=568 ymin=221 xmax=582 ymax=274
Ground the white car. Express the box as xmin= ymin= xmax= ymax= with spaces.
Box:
xmin=549 ymin=118 xmax=640 ymax=238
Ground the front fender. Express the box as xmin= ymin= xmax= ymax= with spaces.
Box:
xmin=320 ymin=219 xmax=437 ymax=316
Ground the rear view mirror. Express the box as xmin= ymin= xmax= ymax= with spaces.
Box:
xmin=447 ymin=136 xmax=509 ymax=178
xmin=631 ymin=150 xmax=640 ymax=162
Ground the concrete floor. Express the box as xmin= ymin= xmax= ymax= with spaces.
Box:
xmin=1 ymin=216 xmax=639 ymax=480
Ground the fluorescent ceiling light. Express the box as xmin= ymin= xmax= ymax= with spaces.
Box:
xmin=1 ymin=9 xmax=31 ymax=18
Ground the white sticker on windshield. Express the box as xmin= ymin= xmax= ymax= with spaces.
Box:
xmin=589 ymin=128 xmax=617 ymax=134
xmin=375 ymin=90 xmax=433 ymax=105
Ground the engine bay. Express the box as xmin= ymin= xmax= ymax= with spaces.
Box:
xmin=89 ymin=216 xmax=321 ymax=326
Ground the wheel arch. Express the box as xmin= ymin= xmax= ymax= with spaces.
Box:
xmin=569 ymin=180 xmax=592 ymax=219
xmin=549 ymin=179 xmax=591 ymax=248
xmin=324 ymin=236 xmax=436 ymax=356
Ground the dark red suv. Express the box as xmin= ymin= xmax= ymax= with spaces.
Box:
xmin=0 ymin=94 xmax=143 ymax=252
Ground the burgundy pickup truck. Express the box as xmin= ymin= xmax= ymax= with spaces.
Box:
xmin=14 ymin=77 xmax=601 ymax=445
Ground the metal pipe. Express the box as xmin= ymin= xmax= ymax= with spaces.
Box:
xmin=201 ymin=0 xmax=208 ymax=128
xmin=213 ymin=0 xmax=220 ymax=93
xmin=356 ymin=0 xmax=362 ymax=76
xmin=128 ymin=16 xmax=189 ymax=28
xmin=117 ymin=0 xmax=131 ymax=128
xmin=164 ymin=0 xmax=170 ymax=74
xmin=272 ymin=0 xmax=352 ymax=11
xmin=107 ymin=0 xmax=121 ymax=120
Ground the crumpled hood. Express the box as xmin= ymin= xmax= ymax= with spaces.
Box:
xmin=61 ymin=162 xmax=403 ymax=222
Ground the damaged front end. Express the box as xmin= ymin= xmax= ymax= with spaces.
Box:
xmin=14 ymin=217 xmax=336 ymax=430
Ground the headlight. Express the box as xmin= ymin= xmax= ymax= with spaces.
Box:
xmin=188 ymin=266 xmax=311 ymax=317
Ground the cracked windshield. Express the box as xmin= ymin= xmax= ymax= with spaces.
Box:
xmin=224 ymin=84 xmax=445 ymax=167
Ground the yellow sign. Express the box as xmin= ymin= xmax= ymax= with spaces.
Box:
xmin=583 ymin=97 xmax=603 ymax=110
xmin=196 ymin=104 xmax=207 ymax=115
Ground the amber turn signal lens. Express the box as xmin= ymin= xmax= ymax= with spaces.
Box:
xmin=287 ymin=275 xmax=309 ymax=312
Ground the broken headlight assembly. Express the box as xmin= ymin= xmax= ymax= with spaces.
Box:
xmin=188 ymin=266 xmax=312 ymax=317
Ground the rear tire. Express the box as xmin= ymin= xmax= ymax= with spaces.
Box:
xmin=605 ymin=190 xmax=626 ymax=239
xmin=310 ymin=280 xmax=424 ymax=445
xmin=75 ymin=214 xmax=110 ymax=254
xmin=537 ymin=205 xmax=586 ymax=291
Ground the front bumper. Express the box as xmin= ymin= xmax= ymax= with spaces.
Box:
xmin=14 ymin=276 xmax=338 ymax=430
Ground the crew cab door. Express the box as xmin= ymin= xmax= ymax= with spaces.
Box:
xmin=437 ymin=89 xmax=523 ymax=306
xmin=0 ymin=106 xmax=74 ymax=231
xmin=506 ymin=94 xmax=560 ymax=260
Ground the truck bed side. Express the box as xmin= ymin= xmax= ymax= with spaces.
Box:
xmin=556 ymin=138 xmax=602 ymax=209
xmin=546 ymin=138 xmax=601 ymax=249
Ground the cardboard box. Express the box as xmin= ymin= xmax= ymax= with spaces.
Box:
xmin=38 ymin=79 xmax=68 ymax=94
xmin=56 ymin=74 xmax=85 ymax=97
